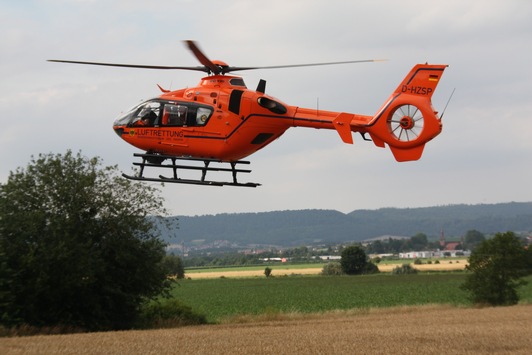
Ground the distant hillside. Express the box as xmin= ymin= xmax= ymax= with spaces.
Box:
xmin=158 ymin=202 xmax=532 ymax=247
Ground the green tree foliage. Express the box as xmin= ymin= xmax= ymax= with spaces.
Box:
xmin=408 ymin=233 xmax=429 ymax=250
xmin=365 ymin=234 xmax=432 ymax=254
xmin=340 ymin=245 xmax=378 ymax=275
xmin=461 ymin=231 xmax=530 ymax=306
xmin=161 ymin=254 xmax=185 ymax=279
xmin=264 ymin=267 xmax=272 ymax=278
xmin=0 ymin=151 xmax=172 ymax=331
xmin=463 ymin=229 xmax=486 ymax=251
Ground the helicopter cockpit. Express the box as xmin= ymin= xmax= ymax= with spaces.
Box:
xmin=114 ymin=99 xmax=214 ymax=128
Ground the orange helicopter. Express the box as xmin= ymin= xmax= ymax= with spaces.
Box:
xmin=49 ymin=41 xmax=448 ymax=187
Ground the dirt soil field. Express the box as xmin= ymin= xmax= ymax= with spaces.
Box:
xmin=187 ymin=260 xmax=468 ymax=279
xmin=2 ymin=304 xmax=531 ymax=354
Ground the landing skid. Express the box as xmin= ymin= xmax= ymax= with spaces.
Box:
xmin=122 ymin=153 xmax=261 ymax=187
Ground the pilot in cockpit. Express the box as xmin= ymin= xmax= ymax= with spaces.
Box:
xmin=134 ymin=108 xmax=157 ymax=126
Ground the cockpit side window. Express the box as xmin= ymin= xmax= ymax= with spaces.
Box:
xmin=115 ymin=99 xmax=214 ymax=128
xmin=162 ymin=104 xmax=187 ymax=126
xmin=161 ymin=103 xmax=213 ymax=127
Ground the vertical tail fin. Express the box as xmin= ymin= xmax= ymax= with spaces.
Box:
xmin=367 ymin=64 xmax=448 ymax=161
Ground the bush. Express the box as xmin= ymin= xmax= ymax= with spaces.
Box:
xmin=264 ymin=267 xmax=272 ymax=278
xmin=392 ymin=264 xmax=418 ymax=275
xmin=138 ymin=299 xmax=207 ymax=329
xmin=321 ymin=262 xmax=344 ymax=276
xmin=414 ymin=258 xmax=423 ymax=265
xmin=364 ymin=262 xmax=380 ymax=274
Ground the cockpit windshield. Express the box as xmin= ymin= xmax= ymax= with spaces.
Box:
xmin=114 ymin=99 xmax=214 ymax=127
xmin=114 ymin=100 xmax=161 ymax=127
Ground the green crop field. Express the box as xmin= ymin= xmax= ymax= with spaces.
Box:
xmin=171 ymin=274 xmax=532 ymax=323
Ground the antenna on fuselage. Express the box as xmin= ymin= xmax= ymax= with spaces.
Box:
xmin=256 ymin=79 xmax=266 ymax=93
xmin=440 ymin=88 xmax=456 ymax=120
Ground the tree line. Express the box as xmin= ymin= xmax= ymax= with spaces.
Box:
xmin=181 ymin=231 xmax=493 ymax=268
xmin=364 ymin=230 xmax=489 ymax=254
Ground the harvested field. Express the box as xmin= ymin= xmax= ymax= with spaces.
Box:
xmin=379 ymin=260 xmax=468 ymax=272
xmin=187 ymin=260 xmax=468 ymax=279
xmin=187 ymin=267 xmax=321 ymax=279
xmin=2 ymin=304 xmax=531 ymax=354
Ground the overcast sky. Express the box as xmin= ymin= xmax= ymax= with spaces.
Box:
xmin=1 ymin=0 xmax=531 ymax=217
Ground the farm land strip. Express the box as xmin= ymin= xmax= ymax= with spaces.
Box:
xmin=185 ymin=259 xmax=469 ymax=279
xmin=2 ymin=304 xmax=532 ymax=354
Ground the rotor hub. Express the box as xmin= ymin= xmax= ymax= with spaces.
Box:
xmin=399 ymin=116 xmax=415 ymax=130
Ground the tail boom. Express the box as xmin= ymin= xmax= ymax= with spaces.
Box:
xmin=289 ymin=64 xmax=448 ymax=162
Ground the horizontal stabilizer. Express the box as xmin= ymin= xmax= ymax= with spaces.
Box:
xmin=333 ymin=113 xmax=354 ymax=144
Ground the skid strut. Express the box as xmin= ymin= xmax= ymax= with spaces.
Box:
xmin=122 ymin=153 xmax=261 ymax=187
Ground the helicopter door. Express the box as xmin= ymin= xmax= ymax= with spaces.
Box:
xmin=161 ymin=103 xmax=213 ymax=127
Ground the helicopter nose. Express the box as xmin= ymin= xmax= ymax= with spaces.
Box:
xmin=113 ymin=127 xmax=124 ymax=137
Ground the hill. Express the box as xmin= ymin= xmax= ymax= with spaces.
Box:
xmin=158 ymin=202 xmax=532 ymax=248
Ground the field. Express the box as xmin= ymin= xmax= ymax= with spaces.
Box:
xmin=3 ymin=269 xmax=532 ymax=354
xmin=3 ymin=305 xmax=532 ymax=354
xmin=172 ymin=273 xmax=532 ymax=323
xmin=185 ymin=259 xmax=469 ymax=279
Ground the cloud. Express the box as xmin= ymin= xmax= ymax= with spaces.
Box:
xmin=1 ymin=0 xmax=531 ymax=216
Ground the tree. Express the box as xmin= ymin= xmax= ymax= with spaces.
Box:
xmin=161 ymin=254 xmax=185 ymax=279
xmin=0 ymin=151 xmax=172 ymax=331
xmin=461 ymin=231 xmax=530 ymax=306
xmin=463 ymin=229 xmax=486 ymax=251
xmin=340 ymin=245 xmax=377 ymax=275
xmin=408 ymin=233 xmax=428 ymax=251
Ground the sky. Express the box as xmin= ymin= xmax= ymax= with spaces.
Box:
xmin=1 ymin=0 xmax=531 ymax=217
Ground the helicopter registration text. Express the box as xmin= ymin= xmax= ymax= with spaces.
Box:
xmin=401 ymin=85 xmax=433 ymax=96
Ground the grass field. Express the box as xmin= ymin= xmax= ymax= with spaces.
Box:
xmin=172 ymin=273 xmax=532 ymax=323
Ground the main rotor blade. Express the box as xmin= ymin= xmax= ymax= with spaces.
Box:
xmin=185 ymin=40 xmax=221 ymax=75
xmin=47 ymin=59 xmax=209 ymax=72
xmin=223 ymin=59 xmax=386 ymax=73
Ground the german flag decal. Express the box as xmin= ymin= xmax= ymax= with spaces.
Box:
xmin=429 ymin=74 xmax=439 ymax=82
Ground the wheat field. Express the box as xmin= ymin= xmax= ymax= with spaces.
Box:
xmin=187 ymin=260 xmax=468 ymax=279
xmin=2 ymin=304 xmax=531 ymax=354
